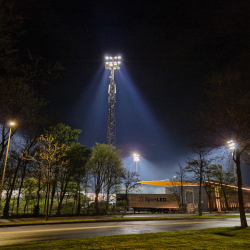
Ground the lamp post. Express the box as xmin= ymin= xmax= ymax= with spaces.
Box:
xmin=133 ymin=153 xmax=140 ymax=175
xmin=227 ymin=140 xmax=237 ymax=176
xmin=0 ymin=121 xmax=15 ymax=202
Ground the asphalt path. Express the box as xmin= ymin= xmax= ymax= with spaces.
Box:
xmin=0 ymin=217 xmax=248 ymax=246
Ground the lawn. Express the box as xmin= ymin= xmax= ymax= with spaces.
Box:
xmin=1 ymin=227 xmax=250 ymax=249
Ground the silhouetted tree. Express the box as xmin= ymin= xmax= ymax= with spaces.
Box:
xmin=186 ymin=142 xmax=212 ymax=216
xmin=211 ymin=164 xmax=237 ymax=212
xmin=87 ymin=143 xmax=123 ymax=214
xmin=198 ymin=69 xmax=250 ymax=227
xmin=119 ymin=169 xmax=140 ymax=210
xmin=168 ymin=165 xmax=191 ymax=212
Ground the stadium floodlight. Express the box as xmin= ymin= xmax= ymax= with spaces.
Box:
xmin=105 ymin=55 xmax=122 ymax=70
xmin=133 ymin=153 xmax=140 ymax=162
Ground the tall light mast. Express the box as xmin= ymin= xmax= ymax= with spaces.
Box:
xmin=105 ymin=56 xmax=121 ymax=146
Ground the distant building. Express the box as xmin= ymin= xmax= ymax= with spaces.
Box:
xmin=139 ymin=180 xmax=250 ymax=212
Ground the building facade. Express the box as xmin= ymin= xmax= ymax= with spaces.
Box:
xmin=140 ymin=180 xmax=250 ymax=212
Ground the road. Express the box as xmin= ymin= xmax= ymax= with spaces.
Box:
xmin=0 ymin=217 xmax=247 ymax=246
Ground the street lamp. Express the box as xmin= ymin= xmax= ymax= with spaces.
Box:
xmin=0 ymin=121 xmax=16 ymax=202
xmin=133 ymin=153 xmax=140 ymax=175
xmin=227 ymin=140 xmax=237 ymax=176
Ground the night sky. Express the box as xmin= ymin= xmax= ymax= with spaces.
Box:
xmin=16 ymin=0 xmax=250 ymax=183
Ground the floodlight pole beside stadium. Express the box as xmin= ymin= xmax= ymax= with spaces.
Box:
xmin=105 ymin=56 xmax=121 ymax=147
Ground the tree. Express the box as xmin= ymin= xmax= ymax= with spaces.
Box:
xmin=25 ymin=134 xmax=69 ymax=220
xmin=204 ymin=170 xmax=215 ymax=213
xmin=87 ymin=143 xmax=123 ymax=214
xmin=0 ymin=0 xmax=23 ymax=74
xmin=0 ymin=2 xmax=63 ymax=216
xmin=186 ymin=144 xmax=212 ymax=216
xmin=122 ymin=169 xmax=140 ymax=197
xmin=56 ymin=143 xmax=91 ymax=215
xmin=116 ymin=170 xmax=140 ymax=212
xmin=2 ymin=127 xmax=43 ymax=217
xmin=44 ymin=123 xmax=81 ymax=215
xmin=104 ymin=153 xmax=124 ymax=211
xmin=0 ymin=1 xmax=63 ymax=164
xmin=22 ymin=178 xmax=38 ymax=214
xmin=198 ymin=69 xmax=250 ymax=227
xmin=168 ymin=165 xmax=191 ymax=212
xmin=211 ymin=164 xmax=237 ymax=212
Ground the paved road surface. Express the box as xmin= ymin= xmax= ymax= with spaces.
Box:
xmin=0 ymin=217 xmax=248 ymax=246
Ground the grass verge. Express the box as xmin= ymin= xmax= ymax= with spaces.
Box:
xmin=1 ymin=226 xmax=250 ymax=249
xmin=0 ymin=215 xmax=249 ymax=227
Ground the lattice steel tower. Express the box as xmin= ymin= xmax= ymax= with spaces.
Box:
xmin=105 ymin=56 xmax=121 ymax=146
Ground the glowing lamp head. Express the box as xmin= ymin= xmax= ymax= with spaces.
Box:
xmin=7 ymin=121 xmax=15 ymax=127
xmin=227 ymin=140 xmax=235 ymax=150
xmin=133 ymin=153 xmax=140 ymax=162
xmin=105 ymin=55 xmax=122 ymax=70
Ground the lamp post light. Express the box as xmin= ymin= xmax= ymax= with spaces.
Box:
xmin=227 ymin=140 xmax=237 ymax=176
xmin=133 ymin=153 xmax=140 ymax=175
xmin=0 ymin=121 xmax=15 ymax=202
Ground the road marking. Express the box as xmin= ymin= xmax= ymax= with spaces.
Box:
xmin=0 ymin=221 xmax=214 ymax=234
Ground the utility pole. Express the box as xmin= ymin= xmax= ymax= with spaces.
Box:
xmin=105 ymin=56 xmax=121 ymax=146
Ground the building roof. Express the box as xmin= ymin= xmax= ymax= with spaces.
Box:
xmin=139 ymin=180 xmax=250 ymax=192
xmin=139 ymin=180 xmax=199 ymax=187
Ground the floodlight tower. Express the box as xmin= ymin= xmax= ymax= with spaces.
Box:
xmin=105 ymin=56 xmax=121 ymax=146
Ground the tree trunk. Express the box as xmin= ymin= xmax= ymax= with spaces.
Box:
xmin=224 ymin=192 xmax=229 ymax=212
xmin=49 ymin=181 xmax=56 ymax=215
xmin=94 ymin=192 xmax=99 ymax=214
xmin=236 ymin=150 xmax=248 ymax=228
xmin=77 ymin=182 xmax=81 ymax=215
xmin=205 ymin=188 xmax=212 ymax=213
xmin=3 ymin=158 xmax=22 ymax=217
xmin=199 ymin=170 xmax=202 ymax=216
xmin=16 ymin=165 xmax=27 ymax=215
xmin=23 ymin=197 xmax=30 ymax=214
xmin=34 ymin=173 xmax=42 ymax=216
xmin=56 ymin=179 xmax=70 ymax=215
xmin=44 ymin=191 xmax=47 ymax=214
xmin=106 ymin=186 xmax=110 ymax=213
xmin=0 ymin=124 xmax=8 ymax=162
xmin=45 ymin=167 xmax=51 ymax=221
xmin=56 ymin=188 xmax=67 ymax=215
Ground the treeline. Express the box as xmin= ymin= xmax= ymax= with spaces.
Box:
xmin=0 ymin=2 xmax=139 ymax=219
xmin=1 ymin=122 xmax=139 ymax=218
